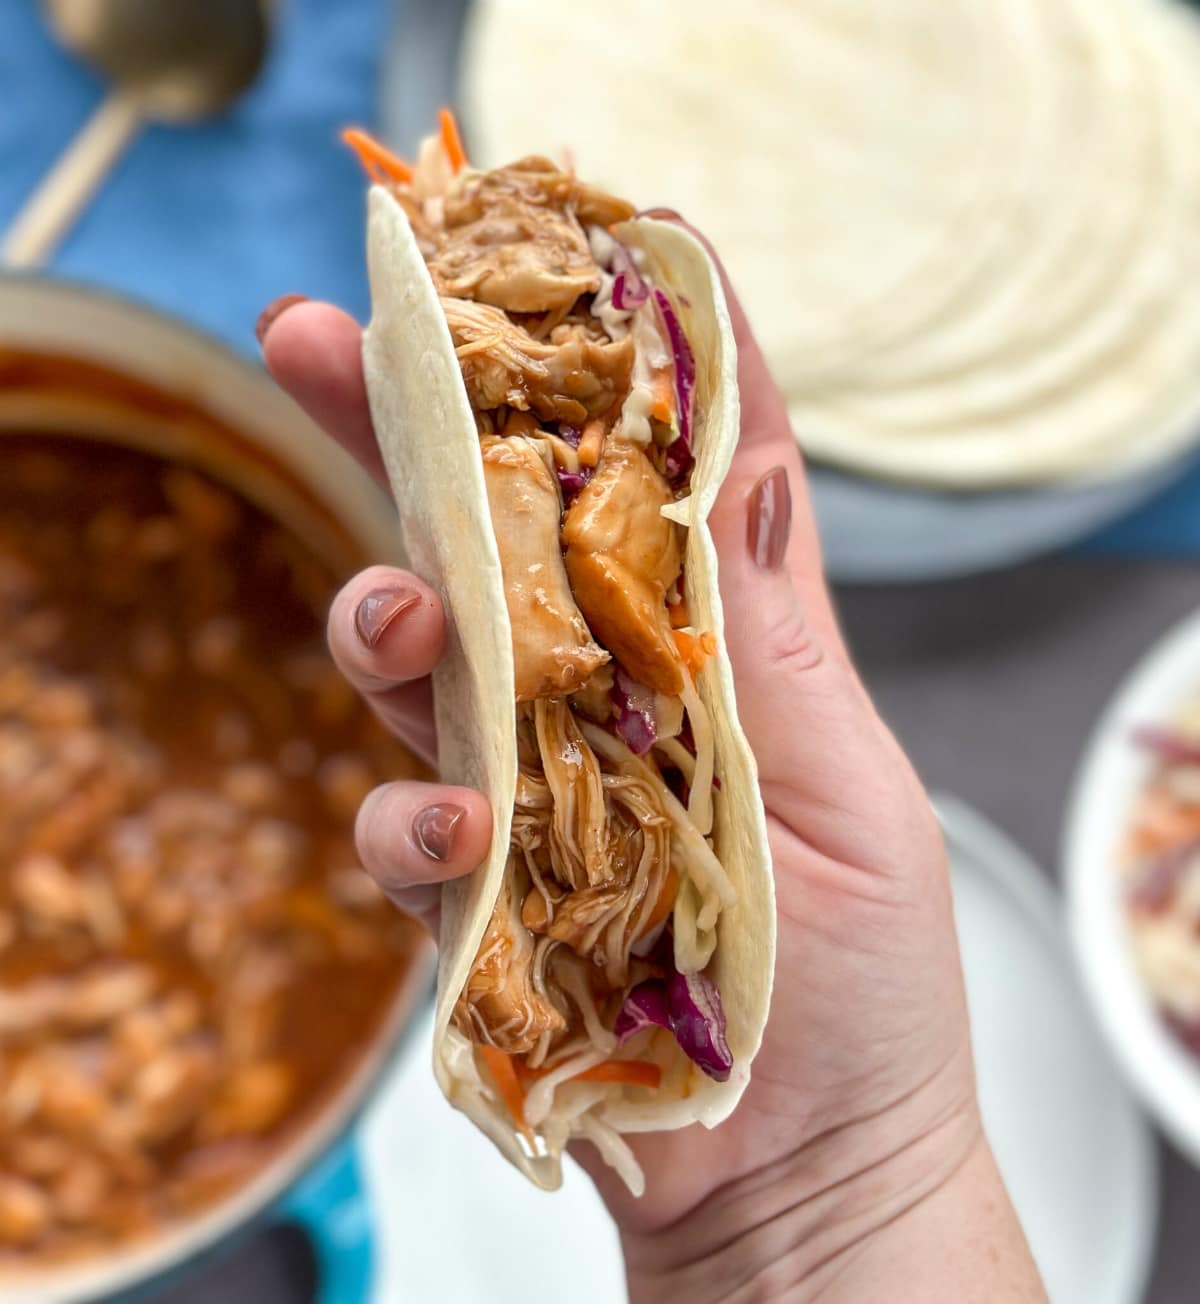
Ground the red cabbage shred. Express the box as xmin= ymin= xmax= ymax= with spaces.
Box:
xmin=556 ymin=465 xmax=593 ymax=503
xmin=615 ymin=968 xmax=733 ymax=1083
xmin=611 ymin=666 xmax=657 ymax=756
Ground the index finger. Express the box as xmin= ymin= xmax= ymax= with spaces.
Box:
xmin=261 ymin=299 xmax=389 ymax=490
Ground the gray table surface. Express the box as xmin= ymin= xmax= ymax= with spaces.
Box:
xmin=837 ymin=556 xmax=1200 ymax=1304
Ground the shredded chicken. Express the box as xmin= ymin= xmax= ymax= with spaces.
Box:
xmin=395 ymin=144 xmax=733 ymax=1105
xmin=511 ymin=747 xmax=671 ymax=990
xmin=533 ymin=698 xmax=609 ymax=888
xmin=387 ymin=187 xmax=439 ymax=258
xmin=430 ymin=206 xmax=596 ymax=314
xmin=453 ymin=855 xmax=567 ymax=1054
xmin=570 ymin=663 xmax=615 ymax=723
xmin=542 ymin=803 xmax=668 ymax=988
xmin=444 ymin=157 xmax=637 ymax=230
xmin=500 ymin=409 xmax=542 ymax=440
xmin=431 ymin=157 xmax=636 ymax=314
xmin=480 ymin=436 xmax=608 ymax=701
xmin=563 ymin=438 xmax=684 ymax=695
xmin=539 ymin=328 xmax=634 ymax=425
xmin=444 ymin=299 xmax=634 ymax=425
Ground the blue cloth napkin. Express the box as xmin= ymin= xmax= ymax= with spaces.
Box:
xmin=0 ymin=0 xmax=391 ymax=355
xmin=1079 ymin=455 xmax=1200 ymax=557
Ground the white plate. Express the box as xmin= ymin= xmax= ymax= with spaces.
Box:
xmin=356 ymin=793 xmax=1156 ymax=1304
xmin=1065 ymin=607 xmax=1200 ymax=1176
xmin=938 ymin=794 xmax=1157 ymax=1304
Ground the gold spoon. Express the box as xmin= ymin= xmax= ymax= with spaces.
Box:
xmin=3 ymin=0 xmax=271 ymax=268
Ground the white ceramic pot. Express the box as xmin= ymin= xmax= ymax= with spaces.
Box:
xmin=0 ymin=276 xmax=434 ymax=1304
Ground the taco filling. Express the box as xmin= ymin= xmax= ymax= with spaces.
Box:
xmin=348 ymin=116 xmax=738 ymax=1140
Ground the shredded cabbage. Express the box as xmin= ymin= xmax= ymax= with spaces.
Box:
xmin=679 ymin=670 xmax=714 ymax=835
xmin=576 ymin=1114 xmax=645 ymax=1198
xmin=654 ymin=736 xmax=695 ymax=782
xmin=580 ymin=722 xmax=736 ymax=911
xmin=653 ymin=288 xmax=696 ymax=480
xmin=524 ymin=1048 xmax=604 ymax=1127
xmin=673 ymin=871 xmax=718 ymax=973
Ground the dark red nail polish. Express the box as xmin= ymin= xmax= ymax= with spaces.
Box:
xmin=413 ymin=803 xmax=465 ymax=862
xmin=748 ymin=467 xmax=792 ymax=571
xmin=355 ymin=587 xmax=420 ymax=648
xmin=255 ymin=293 xmax=309 ymax=346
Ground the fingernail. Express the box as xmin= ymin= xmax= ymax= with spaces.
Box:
xmin=255 ymin=293 xmax=308 ymax=346
xmin=355 ymin=587 xmax=420 ymax=648
xmin=413 ymin=803 xmax=466 ymax=862
xmin=748 ymin=467 xmax=792 ymax=571
xmin=639 ymin=206 xmax=683 ymax=222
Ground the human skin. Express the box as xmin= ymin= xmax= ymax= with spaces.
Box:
xmin=259 ymin=229 xmax=1046 ymax=1301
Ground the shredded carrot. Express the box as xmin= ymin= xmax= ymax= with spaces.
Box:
xmin=673 ymin=630 xmax=698 ymax=673
xmin=341 ymin=127 xmax=413 ymax=186
xmin=640 ymin=866 xmax=679 ymax=937
xmin=479 ymin=1045 xmax=533 ymax=1142
xmin=668 ymin=598 xmax=691 ymax=630
xmin=650 ymin=372 xmax=675 ymax=424
xmin=673 ymin=629 xmax=715 ymax=677
xmin=519 ymin=1058 xmax=663 ymax=1090
xmin=439 ymin=107 xmax=468 ymax=173
xmin=573 ymin=1061 xmax=663 ymax=1089
xmin=577 ymin=418 xmax=606 ymax=468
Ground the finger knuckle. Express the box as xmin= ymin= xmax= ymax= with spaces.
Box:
xmin=759 ymin=605 xmax=825 ymax=678
xmin=353 ymin=786 xmax=395 ymax=871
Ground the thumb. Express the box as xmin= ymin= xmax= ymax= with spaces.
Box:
xmin=707 ymin=459 xmax=932 ymax=874
xmin=646 ymin=212 xmax=933 ymax=873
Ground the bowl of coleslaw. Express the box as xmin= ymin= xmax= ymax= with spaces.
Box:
xmin=1065 ymin=606 xmax=1200 ymax=1165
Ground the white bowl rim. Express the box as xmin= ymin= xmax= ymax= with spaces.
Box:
xmin=1064 ymin=603 xmax=1200 ymax=1167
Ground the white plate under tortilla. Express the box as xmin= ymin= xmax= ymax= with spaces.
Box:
xmin=353 ymin=792 xmax=1156 ymax=1303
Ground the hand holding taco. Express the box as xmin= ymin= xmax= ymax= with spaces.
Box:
xmin=261 ymin=118 xmax=1042 ymax=1295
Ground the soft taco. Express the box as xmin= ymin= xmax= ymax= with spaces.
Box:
xmin=347 ymin=112 xmax=775 ymax=1194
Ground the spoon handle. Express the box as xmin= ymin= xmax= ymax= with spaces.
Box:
xmin=2 ymin=89 xmax=143 ymax=269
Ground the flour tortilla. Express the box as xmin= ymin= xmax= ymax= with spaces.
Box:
xmin=463 ymin=0 xmax=1200 ymax=489
xmin=791 ymin=0 xmax=1200 ymax=486
xmin=361 ymin=187 xmax=775 ymax=1189
xmin=799 ymin=0 xmax=1153 ymax=392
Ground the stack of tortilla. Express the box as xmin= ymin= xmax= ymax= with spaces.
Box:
xmin=461 ymin=0 xmax=1200 ymax=488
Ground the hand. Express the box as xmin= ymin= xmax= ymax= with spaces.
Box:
xmin=259 ymin=234 xmax=1043 ymax=1301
